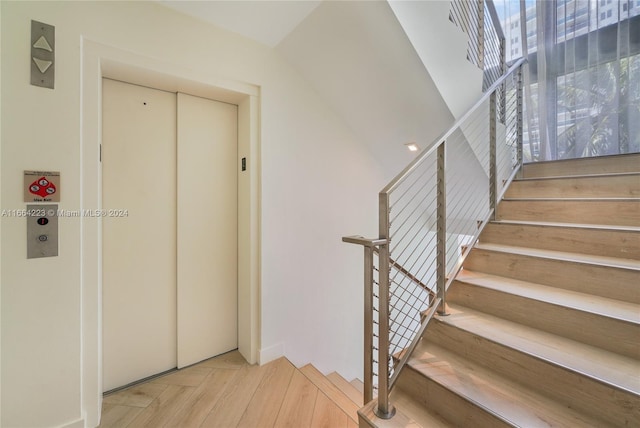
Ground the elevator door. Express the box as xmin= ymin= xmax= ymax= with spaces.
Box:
xmin=102 ymin=79 xmax=237 ymax=392
xmin=177 ymin=92 xmax=238 ymax=368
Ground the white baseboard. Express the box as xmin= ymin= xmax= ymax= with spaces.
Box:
xmin=258 ymin=342 xmax=284 ymax=365
xmin=57 ymin=418 xmax=85 ymax=428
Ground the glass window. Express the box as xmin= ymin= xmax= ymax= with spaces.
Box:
xmin=524 ymin=0 xmax=640 ymax=160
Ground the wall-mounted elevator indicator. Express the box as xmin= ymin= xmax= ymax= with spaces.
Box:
xmin=27 ymin=204 xmax=58 ymax=259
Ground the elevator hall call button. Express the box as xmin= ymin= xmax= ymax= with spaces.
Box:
xmin=27 ymin=204 xmax=58 ymax=259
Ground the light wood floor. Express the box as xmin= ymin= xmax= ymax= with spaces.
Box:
xmin=99 ymin=351 xmax=361 ymax=428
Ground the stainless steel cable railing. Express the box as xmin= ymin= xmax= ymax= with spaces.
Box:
xmin=343 ymin=57 xmax=526 ymax=419
xmin=449 ymin=0 xmax=506 ymax=92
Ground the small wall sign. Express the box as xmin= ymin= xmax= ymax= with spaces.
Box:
xmin=24 ymin=170 xmax=60 ymax=202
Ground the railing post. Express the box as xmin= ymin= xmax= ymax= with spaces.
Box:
xmin=363 ymin=244 xmax=374 ymax=405
xmin=478 ymin=0 xmax=485 ymax=69
xmin=500 ymin=35 xmax=507 ymax=123
xmin=489 ymin=91 xmax=497 ymax=220
xmin=436 ymin=143 xmax=449 ymax=316
xmin=375 ymin=192 xmax=395 ymax=419
xmin=341 ymin=235 xmax=388 ymax=408
xmin=516 ymin=65 xmax=524 ymax=178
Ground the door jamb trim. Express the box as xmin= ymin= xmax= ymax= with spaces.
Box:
xmin=81 ymin=37 xmax=261 ymax=428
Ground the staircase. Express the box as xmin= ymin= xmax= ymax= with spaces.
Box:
xmin=362 ymin=154 xmax=640 ymax=427
xmin=98 ymin=350 xmax=365 ymax=427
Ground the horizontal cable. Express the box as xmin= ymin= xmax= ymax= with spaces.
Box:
xmin=389 ymin=180 xmax=437 ymax=240
xmin=393 ymin=222 xmax=433 ymax=270
xmin=389 ymin=160 xmax=436 ymax=212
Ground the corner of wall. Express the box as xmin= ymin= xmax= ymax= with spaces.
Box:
xmin=237 ymin=95 xmax=261 ymax=366
xmin=258 ymin=342 xmax=284 ymax=365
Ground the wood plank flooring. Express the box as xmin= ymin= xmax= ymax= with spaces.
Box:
xmin=99 ymin=351 xmax=360 ymax=428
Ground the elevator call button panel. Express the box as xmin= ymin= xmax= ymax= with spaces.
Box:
xmin=27 ymin=204 xmax=58 ymax=259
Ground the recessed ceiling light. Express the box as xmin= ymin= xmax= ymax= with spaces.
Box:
xmin=405 ymin=142 xmax=419 ymax=152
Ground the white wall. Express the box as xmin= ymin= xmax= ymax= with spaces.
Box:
xmin=259 ymin=56 xmax=384 ymax=374
xmin=389 ymin=0 xmax=484 ymax=118
xmin=1 ymin=1 xmax=384 ymax=426
xmin=277 ymin=0 xmax=456 ymax=178
xmin=2 ymin=3 xmax=82 ymax=426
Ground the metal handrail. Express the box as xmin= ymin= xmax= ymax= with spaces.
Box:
xmin=343 ymin=57 xmax=526 ymax=420
xmin=381 ymin=57 xmax=526 ymax=196
xmin=341 ymin=237 xmax=436 ymax=405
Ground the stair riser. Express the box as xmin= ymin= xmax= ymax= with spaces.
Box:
xmin=395 ymin=367 xmax=511 ymax=428
xmin=505 ymin=174 xmax=640 ymax=198
xmin=522 ymin=154 xmax=640 ymax=178
xmin=449 ymin=281 xmax=640 ymax=359
xmin=480 ymin=222 xmax=640 ymax=260
xmin=497 ymin=199 xmax=640 ymax=226
xmin=463 ymin=249 xmax=640 ymax=304
xmin=358 ymin=414 xmax=375 ymax=428
xmin=300 ymin=365 xmax=360 ymax=423
xmin=427 ymin=320 xmax=640 ymax=428
xmin=327 ymin=372 xmax=363 ymax=406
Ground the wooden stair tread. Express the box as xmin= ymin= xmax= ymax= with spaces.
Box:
xmin=474 ymin=242 xmax=640 ymax=270
xmin=359 ymin=397 xmax=435 ymax=428
xmin=326 ymin=372 xmax=363 ymax=406
xmin=457 ymin=270 xmax=640 ymax=323
xmin=434 ymin=303 xmax=640 ymax=395
xmin=515 ymin=171 xmax=640 ymax=182
xmin=490 ymin=219 xmax=640 ymax=232
xmin=502 ymin=196 xmax=640 ymax=201
xmin=389 ymin=388 xmax=452 ymax=427
xmin=466 ymin=244 xmax=640 ymax=305
xmin=480 ymin=221 xmax=640 ymax=260
xmin=299 ymin=364 xmax=359 ymax=423
xmin=408 ymin=341 xmax=612 ymax=427
xmin=496 ymin=198 xmax=640 ymax=226
xmin=522 ymin=153 xmax=640 ymax=178
xmin=507 ymin=173 xmax=640 ymax=198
